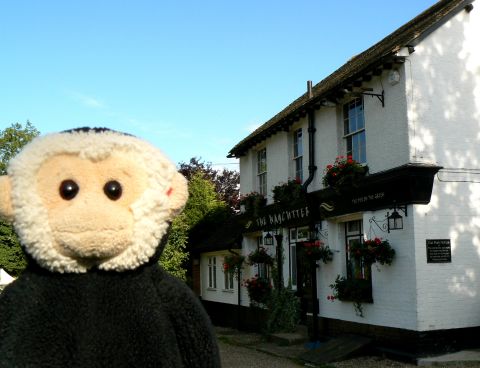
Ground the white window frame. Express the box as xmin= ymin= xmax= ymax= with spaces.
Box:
xmin=345 ymin=220 xmax=366 ymax=280
xmin=288 ymin=226 xmax=309 ymax=289
xmin=293 ymin=128 xmax=303 ymax=182
xmin=343 ymin=97 xmax=366 ymax=163
xmin=257 ymin=148 xmax=267 ymax=195
xmin=208 ymin=256 xmax=217 ymax=289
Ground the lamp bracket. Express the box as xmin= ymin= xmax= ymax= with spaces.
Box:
xmin=368 ymin=214 xmax=389 ymax=234
xmin=361 ymin=90 xmax=384 ymax=108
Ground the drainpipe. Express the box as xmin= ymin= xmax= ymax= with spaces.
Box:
xmin=302 ymin=80 xmax=317 ymax=191
xmin=303 ymin=80 xmax=319 ymax=342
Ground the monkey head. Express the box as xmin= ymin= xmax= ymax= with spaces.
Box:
xmin=0 ymin=128 xmax=188 ymax=273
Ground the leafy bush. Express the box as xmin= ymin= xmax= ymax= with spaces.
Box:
xmin=265 ymin=287 xmax=300 ymax=333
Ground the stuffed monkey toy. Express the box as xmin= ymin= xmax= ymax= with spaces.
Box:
xmin=0 ymin=128 xmax=220 ymax=368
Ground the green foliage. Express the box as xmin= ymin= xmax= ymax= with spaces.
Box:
xmin=0 ymin=121 xmax=40 ymax=175
xmin=160 ymin=172 xmax=229 ymax=280
xmin=159 ymin=214 xmax=189 ymax=280
xmin=178 ymin=157 xmax=240 ymax=210
xmin=183 ymin=172 xmax=226 ymax=228
xmin=322 ymin=155 xmax=367 ymax=188
xmin=0 ymin=220 xmax=26 ymax=276
xmin=265 ymin=286 xmax=301 ymax=333
xmin=244 ymin=276 xmax=272 ymax=305
xmin=0 ymin=121 xmax=39 ymax=275
xmin=329 ymin=275 xmax=373 ymax=317
xmin=223 ymin=253 xmax=245 ymax=277
xmin=272 ymin=179 xmax=304 ymax=203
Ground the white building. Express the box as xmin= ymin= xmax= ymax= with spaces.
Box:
xmin=193 ymin=0 xmax=480 ymax=353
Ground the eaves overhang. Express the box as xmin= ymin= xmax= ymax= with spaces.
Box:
xmin=227 ymin=0 xmax=474 ymax=159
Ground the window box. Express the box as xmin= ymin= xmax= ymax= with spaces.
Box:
xmin=272 ymin=179 xmax=305 ymax=204
xmin=239 ymin=192 xmax=266 ymax=216
xmin=322 ymin=156 xmax=368 ymax=189
xmin=329 ymin=275 xmax=373 ymax=317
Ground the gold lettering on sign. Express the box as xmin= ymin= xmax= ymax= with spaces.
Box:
xmin=320 ymin=202 xmax=334 ymax=212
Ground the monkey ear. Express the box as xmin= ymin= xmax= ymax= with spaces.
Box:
xmin=0 ymin=176 xmax=14 ymax=222
xmin=167 ymin=172 xmax=189 ymax=217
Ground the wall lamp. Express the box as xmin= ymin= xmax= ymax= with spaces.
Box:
xmin=387 ymin=204 xmax=408 ymax=232
xmin=369 ymin=204 xmax=408 ymax=234
xmin=264 ymin=232 xmax=274 ymax=246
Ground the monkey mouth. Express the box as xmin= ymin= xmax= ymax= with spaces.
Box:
xmin=53 ymin=229 xmax=131 ymax=261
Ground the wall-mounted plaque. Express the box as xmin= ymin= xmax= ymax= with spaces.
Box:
xmin=426 ymin=239 xmax=451 ymax=263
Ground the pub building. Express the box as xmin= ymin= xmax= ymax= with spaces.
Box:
xmin=191 ymin=0 xmax=480 ymax=355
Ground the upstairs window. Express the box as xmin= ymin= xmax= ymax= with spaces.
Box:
xmin=257 ymin=148 xmax=267 ymax=196
xmin=293 ymin=129 xmax=303 ymax=182
xmin=343 ymin=98 xmax=366 ymax=163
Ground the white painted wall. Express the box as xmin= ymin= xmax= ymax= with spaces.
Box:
xmin=363 ymin=69 xmax=410 ymax=173
xmin=200 ymin=250 xmax=242 ymax=305
xmin=235 ymin=3 xmax=480 ymax=333
xmin=405 ymin=6 xmax=480 ymax=331
xmin=310 ymin=107 xmax=339 ymax=193
xmin=315 ymin=211 xmax=417 ymax=329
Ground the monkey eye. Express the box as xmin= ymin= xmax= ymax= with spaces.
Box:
xmin=104 ymin=180 xmax=122 ymax=201
xmin=59 ymin=180 xmax=79 ymax=200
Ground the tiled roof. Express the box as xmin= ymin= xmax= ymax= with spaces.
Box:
xmin=228 ymin=0 xmax=473 ymax=158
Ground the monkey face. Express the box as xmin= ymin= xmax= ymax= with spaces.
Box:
xmin=36 ymin=152 xmax=148 ymax=263
xmin=0 ymin=129 xmax=188 ymax=273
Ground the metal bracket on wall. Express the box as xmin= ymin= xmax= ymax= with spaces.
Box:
xmin=361 ymin=89 xmax=384 ymax=108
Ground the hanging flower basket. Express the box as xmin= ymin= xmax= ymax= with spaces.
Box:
xmin=301 ymin=241 xmax=333 ymax=264
xmin=247 ymin=247 xmax=274 ymax=265
xmin=322 ymin=156 xmax=368 ymax=188
xmin=243 ymin=275 xmax=272 ymax=305
xmin=349 ymin=238 xmax=395 ymax=265
xmin=223 ymin=253 xmax=245 ymax=277
xmin=239 ymin=192 xmax=266 ymax=215
xmin=272 ymin=179 xmax=305 ymax=204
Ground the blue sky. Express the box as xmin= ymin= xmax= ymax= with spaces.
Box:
xmin=1 ymin=0 xmax=437 ymax=169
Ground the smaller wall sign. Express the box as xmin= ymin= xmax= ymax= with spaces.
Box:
xmin=426 ymin=239 xmax=451 ymax=263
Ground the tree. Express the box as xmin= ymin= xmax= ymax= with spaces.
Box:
xmin=159 ymin=172 xmax=228 ymax=280
xmin=178 ymin=157 xmax=240 ymax=210
xmin=0 ymin=122 xmax=40 ymax=276
xmin=0 ymin=121 xmax=40 ymax=175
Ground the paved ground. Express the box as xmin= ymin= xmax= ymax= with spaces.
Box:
xmin=219 ymin=340 xmax=303 ymax=368
xmin=216 ymin=326 xmax=480 ymax=367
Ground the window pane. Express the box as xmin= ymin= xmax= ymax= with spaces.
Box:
xmin=358 ymin=131 xmax=366 ymax=163
xmin=257 ymin=149 xmax=267 ymax=173
xmin=295 ymin=157 xmax=303 ymax=182
xmin=357 ymin=104 xmax=365 ymax=129
xmin=258 ymin=173 xmax=267 ymax=195
xmin=290 ymin=245 xmax=297 ymax=286
xmin=346 ymin=136 xmax=353 ymax=158
xmin=349 ymin=107 xmax=357 ymax=133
